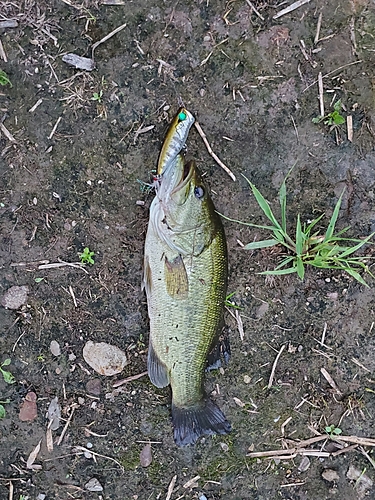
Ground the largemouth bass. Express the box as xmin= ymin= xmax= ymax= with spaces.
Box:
xmin=143 ymin=152 xmax=231 ymax=446
xmin=157 ymin=108 xmax=195 ymax=175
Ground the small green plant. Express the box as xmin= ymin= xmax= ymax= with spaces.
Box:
xmin=312 ymin=100 xmax=345 ymax=126
xmin=325 ymin=424 xmax=342 ymax=437
xmin=0 ymin=70 xmax=12 ymax=87
xmin=79 ymin=247 xmax=95 ymax=265
xmin=225 ymin=292 xmax=242 ymax=310
xmin=222 ymin=174 xmax=374 ymax=285
xmin=0 ymin=399 xmax=10 ymax=419
xmin=0 ymin=359 xmax=16 ymax=384
xmin=91 ymin=90 xmax=103 ymax=103
xmin=37 ymin=353 xmax=45 ymax=362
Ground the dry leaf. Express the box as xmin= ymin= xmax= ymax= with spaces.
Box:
xmin=47 ymin=396 xmax=61 ymax=430
xmin=46 ymin=427 xmax=53 ymax=452
xmin=62 ymin=54 xmax=95 ymax=71
xmin=26 ymin=439 xmax=42 ymax=469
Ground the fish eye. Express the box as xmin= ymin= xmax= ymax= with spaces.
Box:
xmin=178 ymin=111 xmax=187 ymax=122
xmin=194 ymin=186 xmax=205 ymax=199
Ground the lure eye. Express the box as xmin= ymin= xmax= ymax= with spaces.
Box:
xmin=194 ymin=186 xmax=205 ymax=199
xmin=178 ymin=111 xmax=187 ymax=122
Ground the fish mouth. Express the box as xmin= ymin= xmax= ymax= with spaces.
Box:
xmin=170 ymin=159 xmax=194 ymax=198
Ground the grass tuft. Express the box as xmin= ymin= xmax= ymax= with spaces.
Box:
xmin=222 ymin=174 xmax=374 ymax=286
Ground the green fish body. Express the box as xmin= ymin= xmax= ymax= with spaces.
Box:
xmin=143 ymin=153 xmax=230 ymax=446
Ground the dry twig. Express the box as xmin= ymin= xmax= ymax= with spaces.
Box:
xmin=244 ymin=0 xmax=264 ymax=21
xmin=273 ymin=0 xmax=311 ymax=20
xmin=57 ymin=405 xmax=77 ymax=446
xmin=268 ymin=344 xmax=285 ymax=388
xmin=92 ymin=22 xmax=127 ymax=58
xmin=347 ymin=115 xmax=353 ymax=142
xmin=194 ymin=121 xmax=236 ymax=181
xmin=166 ymin=475 xmax=177 ymax=500
xmin=112 ymin=371 xmax=148 ymax=388
xmin=320 ymin=367 xmax=342 ymax=395
xmin=318 ymin=72 xmax=324 ymax=117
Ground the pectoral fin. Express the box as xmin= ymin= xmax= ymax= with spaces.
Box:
xmin=164 ymin=255 xmax=188 ymax=299
xmin=142 ymin=255 xmax=152 ymax=295
xmin=148 ymin=342 xmax=170 ymax=388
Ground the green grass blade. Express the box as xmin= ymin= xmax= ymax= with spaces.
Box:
xmin=248 ymin=182 xmax=282 ymax=230
xmin=344 ymin=268 xmax=369 ymax=287
xmin=217 ymin=212 xmax=279 ymax=231
xmin=275 ymin=256 xmax=295 ymax=269
xmin=324 ymin=190 xmax=344 ymax=242
xmin=260 ymin=267 xmax=297 ymax=276
xmin=296 ymin=257 xmax=305 ymax=279
xmin=336 ymin=233 xmax=374 ymax=258
xmin=304 ymin=214 xmax=324 ymax=236
xmin=279 ymin=179 xmax=287 ymax=232
xmin=244 ymin=239 xmax=279 ymax=250
xmin=295 ymin=214 xmax=304 ymax=255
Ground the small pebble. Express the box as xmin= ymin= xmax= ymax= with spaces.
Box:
xmin=1 ymin=285 xmax=29 ymax=310
xmin=140 ymin=443 xmax=152 ymax=467
xmin=86 ymin=442 xmax=93 ymax=449
xmin=322 ymin=469 xmax=339 ymax=482
xmin=50 ymin=340 xmax=61 ymax=356
xmin=78 ymin=397 xmax=85 ymax=405
xmin=85 ymin=478 xmax=103 ymax=492
xmin=243 ymin=375 xmax=251 ymax=384
xmin=86 ymin=378 xmax=102 ymax=395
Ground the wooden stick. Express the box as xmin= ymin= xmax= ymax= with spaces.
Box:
xmin=194 ymin=121 xmax=236 ymax=181
xmin=320 ymin=367 xmax=342 ymax=395
xmin=0 ymin=123 xmax=16 ymax=142
xmin=48 ymin=116 xmax=62 ymax=140
xmin=0 ymin=39 xmax=7 ymax=62
xmin=314 ymin=12 xmax=323 ymax=44
xmin=273 ymin=0 xmax=311 ymax=20
xmin=318 ymin=72 xmax=325 ymax=117
xmin=244 ymin=0 xmax=264 ymax=21
xmin=268 ymin=344 xmax=286 ymax=388
xmin=347 ymin=115 xmax=353 ymax=142
xmin=92 ymin=22 xmax=127 ymax=58
xmin=112 ymin=371 xmax=148 ymax=388
xmin=303 ymin=60 xmax=363 ymax=93
xmin=166 ymin=475 xmax=177 ymax=500
xmin=57 ymin=405 xmax=77 ymax=445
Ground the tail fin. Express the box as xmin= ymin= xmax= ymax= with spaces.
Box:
xmin=172 ymin=399 xmax=231 ymax=446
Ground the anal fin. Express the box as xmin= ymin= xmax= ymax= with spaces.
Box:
xmin=148 ymin=342 xmax=170 ymax=388
xmin=206 ymin=334 xmax=231 ymax=372
xmin=142 ymin=255 xmax=152 ymax=295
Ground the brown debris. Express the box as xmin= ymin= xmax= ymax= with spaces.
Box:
xmin=19 ymin=392 xmax=38 ymax=422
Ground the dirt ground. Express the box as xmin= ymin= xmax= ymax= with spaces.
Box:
xmin=1 ymin=0 xmax=375 ymax=498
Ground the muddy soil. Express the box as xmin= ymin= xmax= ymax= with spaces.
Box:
xmin=1 ymin=0 xmax=375 ymax=499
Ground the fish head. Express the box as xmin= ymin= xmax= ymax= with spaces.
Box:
xmin=158 ymin=155 xmax=219 ymax=255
